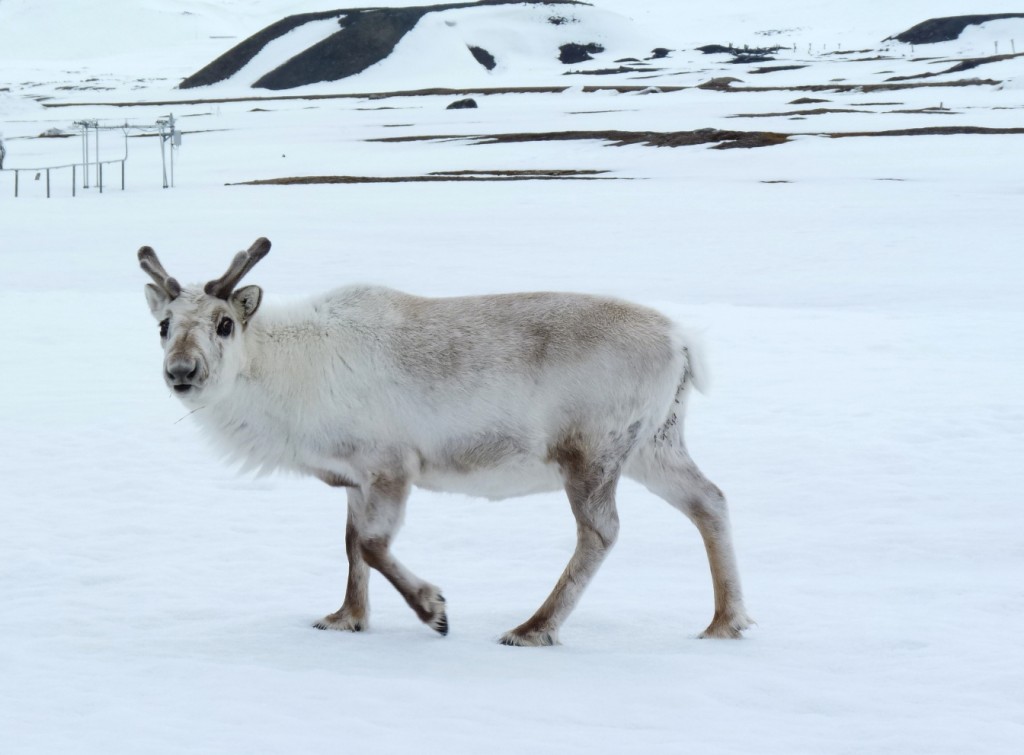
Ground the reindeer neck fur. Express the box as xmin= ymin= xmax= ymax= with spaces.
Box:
xmin=193 ymin=285 xmax=389 ymax=478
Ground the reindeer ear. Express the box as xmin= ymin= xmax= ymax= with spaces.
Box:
xmin=231 ymin=285 xmax=262 ymax=323
xmin=145 ymin=283 xmax=170 ymax=317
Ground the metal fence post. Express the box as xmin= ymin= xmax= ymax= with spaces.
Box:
xmin=46 ymin=168 xmax=50 ymax=198
xmin=160 ymin=127 xmax=168 ymax=188
xmin=99 ymin=163 xmax=103 ymax=193
xmin=83 ymin=125 xmax=90 ymax=188
xmin=14 ymin=169 xmax=18 ymax=198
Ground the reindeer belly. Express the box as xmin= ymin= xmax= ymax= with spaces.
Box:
xmin=416 ymin=457 xmax=564 ymax=500
xmin=414 ymin=431 xmax=564 ymax=500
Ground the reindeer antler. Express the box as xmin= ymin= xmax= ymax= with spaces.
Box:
xmin=138 ymin=246 xmax=182 ymax=299
xmin=204 ymin=237 xmax=271 ymax=299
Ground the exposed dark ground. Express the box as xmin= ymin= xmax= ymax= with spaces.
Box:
xmin=375 ymin=125 xmax=1024 ymax=150
xmin=230 ymin=168 xmax=613 ymax=185
xmin=885 ymin=14 xmax=1024 ymax=44
xmin=226 ymin=123 xmax=1024 ymax=188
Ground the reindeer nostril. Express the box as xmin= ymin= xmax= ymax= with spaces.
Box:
xmin=167 ymin=359 xmax=200 ymax=385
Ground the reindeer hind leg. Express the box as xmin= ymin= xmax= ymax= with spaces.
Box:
xmin=500 ymin=429 xmax=636 ymax=647
xmin=629 ymin=445 xmax=751 ymax=639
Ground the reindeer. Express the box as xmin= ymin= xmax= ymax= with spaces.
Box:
xmin=139 ymin=238 xmax=751 ymax=645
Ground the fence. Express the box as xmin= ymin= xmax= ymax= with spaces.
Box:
xmin=2 ymin=158 xmax=126 ymax=198
xmin=0 ymin=115 xmax=178 ymax=198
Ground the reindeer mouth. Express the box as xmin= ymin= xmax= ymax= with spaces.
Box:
xmin=173 ymin=384 xmax=194 ymax=394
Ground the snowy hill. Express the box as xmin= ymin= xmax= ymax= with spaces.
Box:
xmin=179 ymin=1 xmax=662 ymax=90
xmin=179 ymin=3 xmax=1024 ymax=93
xmin=1 ymin=1 xmax=1024 ymax=754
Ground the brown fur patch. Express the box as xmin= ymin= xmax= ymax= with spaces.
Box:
xmin=527 ymin=323 xmax=554 ymax=366
xmin=341 ymin=519 xmax=368 ymax=623
xmin=359 ymin=537 xmax=391 ymax=572
xmin=317 ymin=471 xmax=357 ymax=488
xmin=547 ymin=432 xmax=587 ymax=477
xmin=369 ymin=473 xmax=409 ymax=503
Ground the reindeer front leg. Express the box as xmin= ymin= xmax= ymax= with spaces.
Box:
xmin=318 ymin=474 xmax=448 ymax=636
xmin=315 ymin=494 xmax=371 ymax=631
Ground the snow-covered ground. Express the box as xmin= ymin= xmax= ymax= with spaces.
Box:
xmin=1 ymin=2 xmax=1023 ymax=753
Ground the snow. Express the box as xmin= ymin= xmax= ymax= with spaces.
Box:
xmin=2 ymin=1 xmax=1023 ymax=753
xmin=339 ymin=3 xmax=661 ymax=90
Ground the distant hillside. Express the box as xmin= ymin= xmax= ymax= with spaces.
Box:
xmin=180 ymin=0 xmax=653 ymax=90
xmin=886 ymin=13 xmax=1024 ymax=44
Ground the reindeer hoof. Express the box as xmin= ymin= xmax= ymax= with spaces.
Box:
xmin=413 ymin=586 xmax=449 ymax=636
xmin=698 ymin=613 xmax=752 ymax=639
xmin=498 ymin=628 xmax=559 ymax=647
xmin=313 ymin=611 xmax=365 ymax=632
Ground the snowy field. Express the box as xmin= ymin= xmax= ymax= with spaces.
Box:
xmin=1 ymin=1 xmax=1023 ymax=753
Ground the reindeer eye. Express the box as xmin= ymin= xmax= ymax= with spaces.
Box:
xmin=217 ymin=317 xmax=234 ymax=338
xmin=159 ymin=319 xmax=169 ymax=339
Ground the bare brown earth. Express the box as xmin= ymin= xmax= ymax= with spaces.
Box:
xmin=221 ymin=126 xmax=1024 ymax=191
xmin=230 ymin=169 xmax=615 ymax=185
xmin=224 ymin=127 xmax=1024 ymax=191
xmin=697 ymin=77 xmax=1001 ymax=92
xmin=41 ymin=73 xmax=1003 ymax=109
xmin=748 ymin=65 xmax=809 ymax=75
xmin=729 ymin=108 xmax=870 ymax=118
xmin=885 ymin=52 xmax=1024 ymax=82
xmin=373 ymin=126 xmax=1024 ymax=151
xmin=373 ymin=128 xmax=793 ymax=149
xmin=827 ymin=126 xmax=1024 ymax=139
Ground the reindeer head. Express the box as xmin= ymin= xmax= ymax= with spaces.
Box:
xmin=139 ymin=238 xmax=269 ymax=405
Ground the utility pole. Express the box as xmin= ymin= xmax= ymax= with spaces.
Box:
xmin=157 ymin=114 xmax=180 ymax=189
xmin=74 ymin=119 xmax=99 ymax=188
